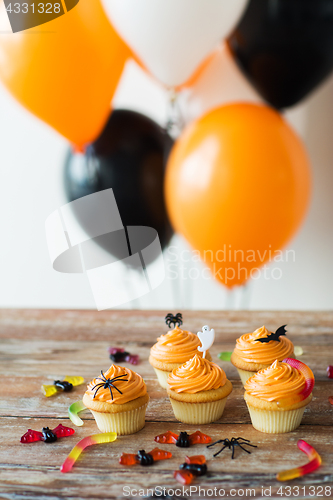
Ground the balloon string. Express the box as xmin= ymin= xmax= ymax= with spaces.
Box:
xmin=185 ymin=270 xmax=194 ymax=310
xmin=225 ymin=288 xmax=236 ymax=310
xmin=168 ymin=241 xmax=182 ymax=309
xmin=124 ymin=267 xmax=142 ymax=310
xmin=165 ymin=90 xmax=185 ymax=139
xmin=239 ymin=282 xmax=252 ymax=309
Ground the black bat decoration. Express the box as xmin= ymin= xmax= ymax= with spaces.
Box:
xmin=254 ymin=325 xmax=287 ymax=343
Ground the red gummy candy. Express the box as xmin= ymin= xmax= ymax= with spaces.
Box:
xmin=155 ymin=431 xmax=178 ymax=444
xmin=119 ymin=453 xmax=139 ymax=465
xmin=149 ymin=448 xmax=172 ymax=461
xmin=20 ymin=429 xmax=43 ymax=443
xmin=174 ymin=470 xmax=195 ymax=485
xmin=185 ymin=455 xmax=206 ymax=465
xmin=109 ymin=347 xmax=125 ymax=355
xmin=189 ymin=431 xmax=212 ymax=445
xmin=327 ymin=366 xmax=333 ymax=379
xmin=329 ymin=396 xmax=333 ymax=405
xmin=125 ymin=354 xmax=139 ymax=365
xmin=53 ymin=424 xmax=75 ymax=438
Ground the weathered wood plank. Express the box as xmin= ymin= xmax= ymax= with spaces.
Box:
xmin=0 ymin=419 xmax=332 ymax=500
xmin=0 ymin=310 xmax=332 ymax=500
xmin=0 ymin=309 xmax=332 ymax=342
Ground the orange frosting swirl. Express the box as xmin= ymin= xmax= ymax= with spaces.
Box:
xmin=167 ymin=354 xmax=227 ymax=393
xmin=150 ymin=326 xmax=203 ymax=363
xmin=245 ymin=360 xmax=306 ymax=402
xmin=85 ymin=365 xmax=146 ymax=404
xmin=233 ymin=325 xmax=294 ymax=364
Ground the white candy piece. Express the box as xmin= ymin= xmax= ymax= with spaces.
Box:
xmin=197 ymin=325 xmax=215 ymax=359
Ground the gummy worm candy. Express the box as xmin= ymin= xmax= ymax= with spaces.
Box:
xmin=61 ymin=432 xmax=117 ymax=473
xmin=276 ymin=440 xmax=321 ymax=481
xmin=278 ymin=358 xmax=315 ymax=407
xmin=68 ymin=400 xmax=86 ymax=426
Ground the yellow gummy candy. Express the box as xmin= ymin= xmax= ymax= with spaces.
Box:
xmin=64 ymin=376 xmax=84 ymax=387
xmin=42 ymin=384 xmax=58 ymax=397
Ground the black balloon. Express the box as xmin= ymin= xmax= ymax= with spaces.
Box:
xmin=64 ymin=109 xmax=173 ymax=265
xmin=228 ymin=0 xmax=333 ymax=109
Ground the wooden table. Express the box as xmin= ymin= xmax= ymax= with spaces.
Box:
xmin=0 ymin=309 xmax=332 ymax=500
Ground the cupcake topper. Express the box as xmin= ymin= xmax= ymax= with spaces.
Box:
xmin=165 ymin=313 xmax=183 ymax=329
xmin=91 ymin=370 xmax=128 ymax=400
xmin=197 ymin=325 xmax=215 ymax=358
xmin=254 ymin=325 xmax=287 ymax=343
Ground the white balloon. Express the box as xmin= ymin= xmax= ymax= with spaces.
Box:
xmin=101 ymin=0 xmax=248 ymax=88
xmin=179 ymin=43 xmax=262 ymax=124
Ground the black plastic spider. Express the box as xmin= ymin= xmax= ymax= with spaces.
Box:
xmin=207 ymin=437 xmax=257 ymax=459
xmin=91 ymin=370 xmax=128 ymax=400
xmin=165 ymin=313 xmax=183 ymax=329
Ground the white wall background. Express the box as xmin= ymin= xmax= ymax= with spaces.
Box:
xmin=0 ymin=50 xmax=332 ymax=311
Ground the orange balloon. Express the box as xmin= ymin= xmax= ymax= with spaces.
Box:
xmin=0 ymin=0 xmax=132 ymax=149
xmin=165 ymin=103 xmax=311 ymax=288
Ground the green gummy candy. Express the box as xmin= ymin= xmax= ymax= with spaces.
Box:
xmin=218 ymin=351 xmax=232 ymax=361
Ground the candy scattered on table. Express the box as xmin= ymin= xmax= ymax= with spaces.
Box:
xmin=21 ymin=424 xmax=74 ymax=444
xmin=119 ymin=448 xmax=172 ymax=466
xmin=327 ymin=365 xmax=333 ymax=379
xmin=42 ymin=376 xmax=84 ymax=397
xmin=276 ymin=440 xmax=321 ymax=481
xmin=218 ymin=351 xmax=232 ymax=361
xmin=68 ymin=400 xmax=86 ymax=426
xmin=207 ymin=437 xmax=257 ymax=459
xmin=174 ymin=455 xmax=207 ymax=485
xmin=294 ymin=346 xmax=303 ymax=356
xmin=109 ymin=347 xmax=139 ymax=365
xmin=155 ymin=430 xmax=211 ymax=447
xmin=279 ymin=358 xmax=315 ymax=407
xmin=61 ymin=432 xmax=117 ymax=473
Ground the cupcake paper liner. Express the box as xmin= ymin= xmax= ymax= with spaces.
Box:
xmin=246 ymin=403 xmax=306 ymax=433
xmin=89 ymin=402 xmax=148 ymax=435
xmin=153 ymin=367 xmax=170 ymax=389
xmin=237 ymin=367 xmax=257 ymax=386
xmin=169 ymin=396 xmax=228 ymax=425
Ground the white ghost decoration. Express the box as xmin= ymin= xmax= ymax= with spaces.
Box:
xmin=197 ymin=325 xmax=215 ymax=358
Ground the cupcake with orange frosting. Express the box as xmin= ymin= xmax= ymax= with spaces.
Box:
xmin=231 ymin=325 xmax=294 ymax=385
xmin=167 ymin=354 xmax=232 ymax=424
xmin=83 ymin=365 xmax=149 ymax=435
xmin=149 ymin=324 xmax=211 ymax=389
xmin=244 ymin=358 xmax=314 ymax=433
